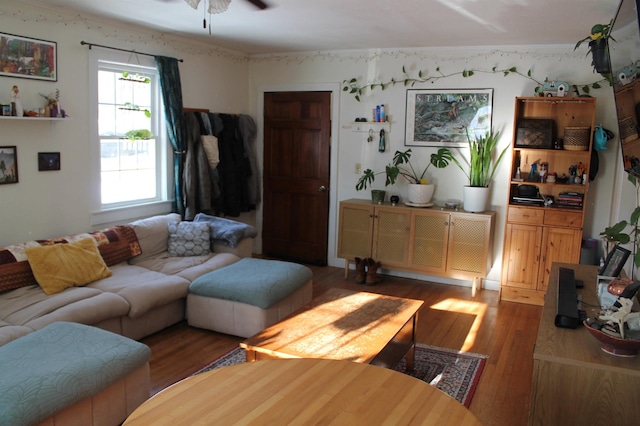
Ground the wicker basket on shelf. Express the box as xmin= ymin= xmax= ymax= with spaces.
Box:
xmin=619 ymin=116 xmax=638 ymax=143
xmin=563 ymin=127 xmax=590 ymax=151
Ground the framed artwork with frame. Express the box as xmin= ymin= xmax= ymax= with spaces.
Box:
xmin=0 ymin=32 xmax=57 ymax=81
xmin=0 ymin=146 xmax=18 ymax=184
xmin=599 ymin=245 xmax=631 ymax=277
xmin=405 ymin=88 xmax=493 ymax=147
xmin=38 ymin=152 xmax=60 ymax=171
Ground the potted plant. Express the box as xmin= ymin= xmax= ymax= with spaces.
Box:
xmin=443 ymin=127 xmax=508 ymax=212
xmin=575 ymin=21 xmax=614 ymax=78
xmin=356 ymin=148 xmax=454 ymax=204
xmin=600 ymin=175 xmax=640 ymax=279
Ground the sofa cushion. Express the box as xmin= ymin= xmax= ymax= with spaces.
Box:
xmin=128 ymin=213 xmax=181 ymax=264
xmin=0 ymin=321 xmax=33 ymax=347
xmin=130 ymin=251 xmax=241 ymax=282
xmin=189 ymin=258 xmax=313 ymax=309
xmin=0 ymin=322 xmax=151 ymax=426
xmin=167 ymin=221 xmax=210 ymax=257
xmin=26 ymin=238 xmax=112 ymax=295
xmin=0 ymin=285 xmax=130 ymax=329
xmin=88 ymin=264 xmax=190 ymax=319
xmin=194 ymin=213 xmax=258 ymax=248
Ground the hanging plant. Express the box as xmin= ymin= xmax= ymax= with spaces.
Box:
xmin=124 ymin=129 xmax=153 ymax=143
xmin=120 ymin=102 xmax=151 ymax=118
xmin=574 ymin=21 xmax=615 ymax=80
xmin=120 ymin=71 xmax=151 ymax=83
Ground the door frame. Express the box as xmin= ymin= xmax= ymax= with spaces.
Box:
xmin=256 ymin=83 xmax=341 ymax=267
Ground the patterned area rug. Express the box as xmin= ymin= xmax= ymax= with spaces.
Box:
xmin=192 ymin=344 xmax=487 ymax=407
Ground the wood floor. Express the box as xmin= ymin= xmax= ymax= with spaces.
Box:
xmin=141 ymin=264 xmax=542 ymax=426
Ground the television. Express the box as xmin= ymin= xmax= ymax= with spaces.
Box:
xmin=608 ymin=0 xmax=640 ymax=177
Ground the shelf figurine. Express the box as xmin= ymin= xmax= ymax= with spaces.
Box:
xmin=10 ymin=86 xmax=23 ymax=117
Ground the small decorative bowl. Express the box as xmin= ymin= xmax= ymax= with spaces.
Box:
xmin=583 ymin=320 xmax=640 ymax=357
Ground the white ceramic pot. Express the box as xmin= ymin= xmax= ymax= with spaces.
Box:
xmin=463 ymin=186 xmax=490 ymax=213
xmin=407 ymin=184 xmax=435 ymax=204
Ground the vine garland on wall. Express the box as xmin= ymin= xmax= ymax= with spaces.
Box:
xmin=342 ymin=65 xmax=609 ymax=101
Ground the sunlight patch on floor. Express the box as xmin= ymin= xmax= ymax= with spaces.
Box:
xmin=430 ymin=298 xmax=487 ymax=352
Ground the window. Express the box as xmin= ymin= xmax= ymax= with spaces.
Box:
xmin=95 ymin=57 xmax=166 ymax=208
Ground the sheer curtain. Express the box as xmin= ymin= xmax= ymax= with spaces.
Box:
xmin=155 ymin=56 xmax=186 ymax=217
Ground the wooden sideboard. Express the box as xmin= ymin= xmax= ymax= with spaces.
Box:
xmin=530 ymin=263 xmax=640 ymax=425
xmin=337 ymin=199 xmax=495 ymax=295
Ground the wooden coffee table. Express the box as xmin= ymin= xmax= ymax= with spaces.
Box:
xmin=240 ymin=288 xmax=423 ymax=370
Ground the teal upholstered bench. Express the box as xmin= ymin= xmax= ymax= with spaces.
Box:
xmin=186 ymin=258 xmax=313 ymax=337
xmin=0 ymin=322 xmax=151 ymax=426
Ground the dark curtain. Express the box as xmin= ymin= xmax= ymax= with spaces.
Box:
xmin=155 ymin=56 xmax=186 ymax=217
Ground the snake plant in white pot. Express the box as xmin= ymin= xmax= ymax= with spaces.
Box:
xmin=445 ymin=128 xmax=508 ymax=212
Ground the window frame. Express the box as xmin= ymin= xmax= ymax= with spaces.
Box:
xmin=89 ymin=49 xmax=172 ymax=226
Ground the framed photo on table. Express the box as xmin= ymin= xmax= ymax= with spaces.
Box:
xmin=405 ymin=88 xmax=492 ymax=147
xmin=0 ymin=32 xmax=57 ymax=81
xmin=599 ymin=245 xmax=631 ymax=277
xmin=0 ymin=146 xmax=18 ymax=184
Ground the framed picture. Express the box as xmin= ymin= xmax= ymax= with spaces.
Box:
xmin=0 ymin=32 xmax=57 ymax=81
xmin=38 ymin=152 xmax=60 ymax=171
xmin=0 ymin=146 xmax=18 ymax=184
xmin=599 ymin=245 xmax=631 ymax=277
xmin=405 ymin=88 xmax=493 ymax=147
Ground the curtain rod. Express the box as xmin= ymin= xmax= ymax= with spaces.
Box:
xmin=80 ymin=41 xmax=184 ymax=62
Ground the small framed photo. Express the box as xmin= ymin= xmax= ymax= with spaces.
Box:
xmin=0 ymin=32 xmax=57 ymax=81
xmin=0 ymin=146 xmax=18 ymax=184
xmin=599 ymin=245 xmax=631 ymax=277
xmin=38 ymin=152 xmax=60 ymax=171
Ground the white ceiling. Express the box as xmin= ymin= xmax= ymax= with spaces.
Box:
xmin=26 ymin=0 xmax=621 ymax=55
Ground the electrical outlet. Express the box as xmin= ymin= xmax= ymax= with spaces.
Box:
xmin=355 ymin=163 xmax=362 ymax=174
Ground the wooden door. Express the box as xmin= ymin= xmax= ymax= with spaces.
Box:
xmin=537 ymin=227 xmax=582 ymax=292
xmin=262 ymin=91 xmax=331 ymax=265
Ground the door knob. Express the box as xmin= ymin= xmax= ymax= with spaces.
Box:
xmin=319 ymin=185 xmax=327 ymax=192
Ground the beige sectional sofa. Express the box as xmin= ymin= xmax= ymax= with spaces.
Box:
xmin=0 ymin=213 xmax=253 ymax=347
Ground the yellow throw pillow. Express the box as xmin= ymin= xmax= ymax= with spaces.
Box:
xmin=25 ymin=238 xmax=112 ymax=295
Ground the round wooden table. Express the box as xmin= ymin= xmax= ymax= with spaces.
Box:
xmin=124 ymin=358 xmax=482 ymax=425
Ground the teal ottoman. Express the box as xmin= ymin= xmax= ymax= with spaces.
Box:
xmin=0 ymin=322 xmax=151 ymax=426
xmin=187 ymin=258 xmax=313 ymax=337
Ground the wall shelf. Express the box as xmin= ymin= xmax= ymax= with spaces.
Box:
xmin=0 ymin=116 xmax=67 ymax=121
xmin=349 ymin=121 xmax=391 ymax=133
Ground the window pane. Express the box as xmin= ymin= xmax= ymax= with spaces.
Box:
xmin=97 ymin=61 xmax=162 ymax=207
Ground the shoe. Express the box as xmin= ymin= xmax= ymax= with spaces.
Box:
xmin=355 ymin=257 xmax=367 ymax=284
xmin=365 ymin=258 xmax=382 ymax=285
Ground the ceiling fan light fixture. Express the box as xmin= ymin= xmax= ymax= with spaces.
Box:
xmin=184 ymin=0 xmax=202 ymax=10
xmin=208 ymin=0 xmax=232 ymax=14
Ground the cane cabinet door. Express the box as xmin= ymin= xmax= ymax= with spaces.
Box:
xmin=372 ymin=206 xmax=411 ymax=268
xmin=447 ymin=212 xmax=495 ymax=279
xmin=337 ymin=202 xmax=374 ymax=260
xmin=409 ymin=210 xmax=450 ymax=273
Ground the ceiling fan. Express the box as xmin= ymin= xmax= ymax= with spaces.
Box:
xmin=184 ymin=0 xmax=269 ymax=15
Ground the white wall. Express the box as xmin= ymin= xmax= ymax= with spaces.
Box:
xmin=0 ymin=1 xmax=250 ymax=246
xmin=1 ymin=1 xmax=629 ymax=290
xmin=248 ymin=47 xmax=623 ymax=289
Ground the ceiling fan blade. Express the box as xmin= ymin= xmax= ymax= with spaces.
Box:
xmin=245 ymin=0 xmax=269 ymax=10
